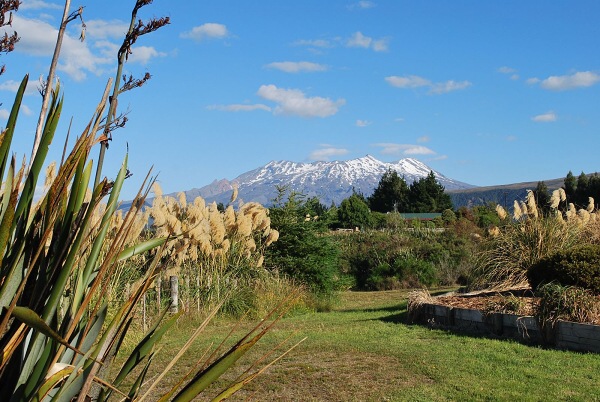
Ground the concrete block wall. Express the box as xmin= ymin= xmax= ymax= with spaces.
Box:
xmin=413 ymin=303 xmax=600 ymax=353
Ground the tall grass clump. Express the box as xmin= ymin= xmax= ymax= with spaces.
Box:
xmin=146 ymin=184 xmax=302 ymax=317
xmin=472 ymin=189 xmax=600 ymax=290
xmin=0 ymin=2 xmax=300 ymax=400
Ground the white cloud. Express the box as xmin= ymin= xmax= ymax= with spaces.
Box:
xmin=257 ymin=84 xmax=345 ymax=118
xmin=356 ymin=119 xmax=371 ymax=127
xmin=375 ymin=143 xmax=436 ymax=156
xmin=20 ymin=1 xmax=62 ymax=10
xmin=85 ymin=19 xmax=129 ymax=40
xmin=540 ymin=71 xmax=600 ymax=91
xmin=532 ymin=112 xmax=557 ymax=122
xmin=498 ymin=66 xmax=516 ymax=74
xmin=385 ymin=75 xmax=431 ymax=88
xmin=9 ymin=15 xmax=164 ymax=81
xmin=497 ymin=67 xmax=519 ymax=80
xmin=309 ymin=147 xmax=349 ymax=161
xmin=0 ymin=79 xmax=39 ymax=95
xmin=526 ymin=77 xmax=540 ymax=85
xmin=0 ymin=109 xmax=9 ymax=120
xmin=266 ymin=61 xmax=327 ymax=73
xmin=207 ymin=104 xmax=271 ymax=112
xmin=181 ymin=23 xmax=229 ymax=41
xmin=429 ymin=80 xmax=472 ymax=94
xmin=346 ymin=32 xmax=388 ymax=52
xmin=293 ymin=39 xmax=333 ymax=48
xmin=20 ymin=104 xmax=33 ymax=116
xmin=506 ymin=135 xmax=517 ymax=141
xmin=417 ymin=136 xmax=430 ymax=143
xmin=127 ymin=46 xmax=166 ymax=65
xmin=386 ymin=75 xmax=471 ymax=94
xmin=348 ymin=1 xmax=376 ymax=10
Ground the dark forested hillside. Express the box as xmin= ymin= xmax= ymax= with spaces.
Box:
xmin=448 ymin=177 xmax=565 ymax=209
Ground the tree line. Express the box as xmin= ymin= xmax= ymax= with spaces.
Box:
xmin=533 ymin=170 xmax=600 ymax=215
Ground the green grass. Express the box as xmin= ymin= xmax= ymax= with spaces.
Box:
xmin=119 ymin=289 xmax=600 ymax=401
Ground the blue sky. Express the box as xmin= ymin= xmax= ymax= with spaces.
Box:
xmin=1 ymin=0 xmax=599 ymax=200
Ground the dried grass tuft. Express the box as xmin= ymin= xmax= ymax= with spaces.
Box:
xmin=407 ymin=289 xmax=435 ymax=322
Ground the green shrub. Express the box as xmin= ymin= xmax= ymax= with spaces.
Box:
xmin=535 ymin=283 xmax=600 ymax=326
xmin=528 ymin=244 xmax=600 ymax=294
xmin=266 ymin=188 xmax=349 ymax=305
xmin=333 ymin=224 xmax=477 ymax=290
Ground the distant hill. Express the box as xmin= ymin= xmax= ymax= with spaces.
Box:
xmin=448 ymin=177 xmax=565 ymax=209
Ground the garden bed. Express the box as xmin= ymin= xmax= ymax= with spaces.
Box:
xmin=409 ymin=290 xmax=600 ymax=354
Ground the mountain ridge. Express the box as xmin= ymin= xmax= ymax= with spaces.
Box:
xmin=172 ymin=155 xmax=473 ymax=207
xmin=125 ymin=157 xmax=585 ymax=211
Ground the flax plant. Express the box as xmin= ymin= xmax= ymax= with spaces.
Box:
xmin=0 ymin=3 xmax=297 ymax=401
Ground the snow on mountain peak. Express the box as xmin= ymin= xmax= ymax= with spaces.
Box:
xmin=192 ymin=155 xmax=474 ymax=206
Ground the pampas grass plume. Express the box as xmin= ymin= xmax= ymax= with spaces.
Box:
xmin=550 ymin=189 xmax=561 ymax=209
xmin=230 ymin=182 xmax=238 ymax=203
xmin=513 ymin=200 xmax=522 ymax=220
xmin=526 ymin=190 xmax=538 ymax=218
xmin=559 ymin=188 xmax=566 ymax=202
xmin=495 ymin=204 xmax=507 ymax=220
xmin=587 ymin=197 xmax=595 ymax=213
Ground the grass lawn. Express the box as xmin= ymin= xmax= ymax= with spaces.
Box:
xmin=120 ymin=289 xmax=600 ymax=401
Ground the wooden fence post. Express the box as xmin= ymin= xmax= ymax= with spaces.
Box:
xmin=169 ymin=275 xmax=179 ymax=313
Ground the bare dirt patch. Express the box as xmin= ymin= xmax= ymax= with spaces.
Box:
xmin=237 ymin=350 xmax=424 ymax=401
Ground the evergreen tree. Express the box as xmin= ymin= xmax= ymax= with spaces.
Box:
xmin=588 ymin=174 xmax=600 ymax=208
xmin=533 ymin=181 xmax=551 ymax=215
xmin=266 ymin=187 xmax=341 ymax=296
xmin=407 ymin=171 xmax=453 ymax=213
xmin=338 ymin=192 xmax=373 ymax=229
xmin=575 ymin=172 xmax=590 ymax=207
xmin=368 ymin=168 xmax=409 ymax=213
xmin=564 ymin=171 xmax=577 ymax=201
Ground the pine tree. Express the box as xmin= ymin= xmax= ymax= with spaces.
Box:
xmin=338 ymin=192 xmax=373 ymax=229
xmin=368 ymin=168 xmax=409 ymax=213
xmin=534 ymin=181 xmax=551 ymax=215
xmin=407 ymin=171 xmax=453 ymax=213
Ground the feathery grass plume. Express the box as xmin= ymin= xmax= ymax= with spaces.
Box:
xmin=513 ymin=200 xmax=523 ymax=220
xmin=550 ymin=189 xmax=561 ymax=209
xmin=495 ymin=204 xmax=507 ymax=220
xmin=488 ymin=226 xmax=500 ymax=237
xmin=224 ymin=204 xmax=236 ymax=231
xmin=178 ymin=191 xmax=187 ymax=208
xmin=566 ymin=203 xmax=577 ymax=221
xmin=152 ymin=181 xmax=163 ymax=198
xmin=526 ymin=189 xmax=538 ymax=219
xmin=559 ymin=187 xmax=566 ymax=202
xmin=587 ymin=197 xmax=595 ymax=213
xmin=578 ymin=209 xmax=591 ymax=226
xmin=520 ymin=201 xmax=528 ymax=218
xmin=209 ymin=203 xmax=225 ymax=246
xmin=235 ymin=209 xmax=253 ymax=237
xmin=230 ymin=182 xmax=238 ymax=203
xmin=265 ymin=229 xmax=279 ymax=246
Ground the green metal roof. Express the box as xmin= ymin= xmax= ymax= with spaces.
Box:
xmin=399 ymin=213 xmax=442 ymax=220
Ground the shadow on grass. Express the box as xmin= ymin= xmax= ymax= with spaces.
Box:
xmin=378 ymin=309 xmax=410 ymax=324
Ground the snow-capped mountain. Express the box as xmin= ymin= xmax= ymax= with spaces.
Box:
xmin=178 ymin=155 xmax=474 ymax=207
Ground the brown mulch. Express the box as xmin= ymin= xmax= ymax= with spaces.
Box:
xmin=432 ymin=294 xmax=540 ymax=316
